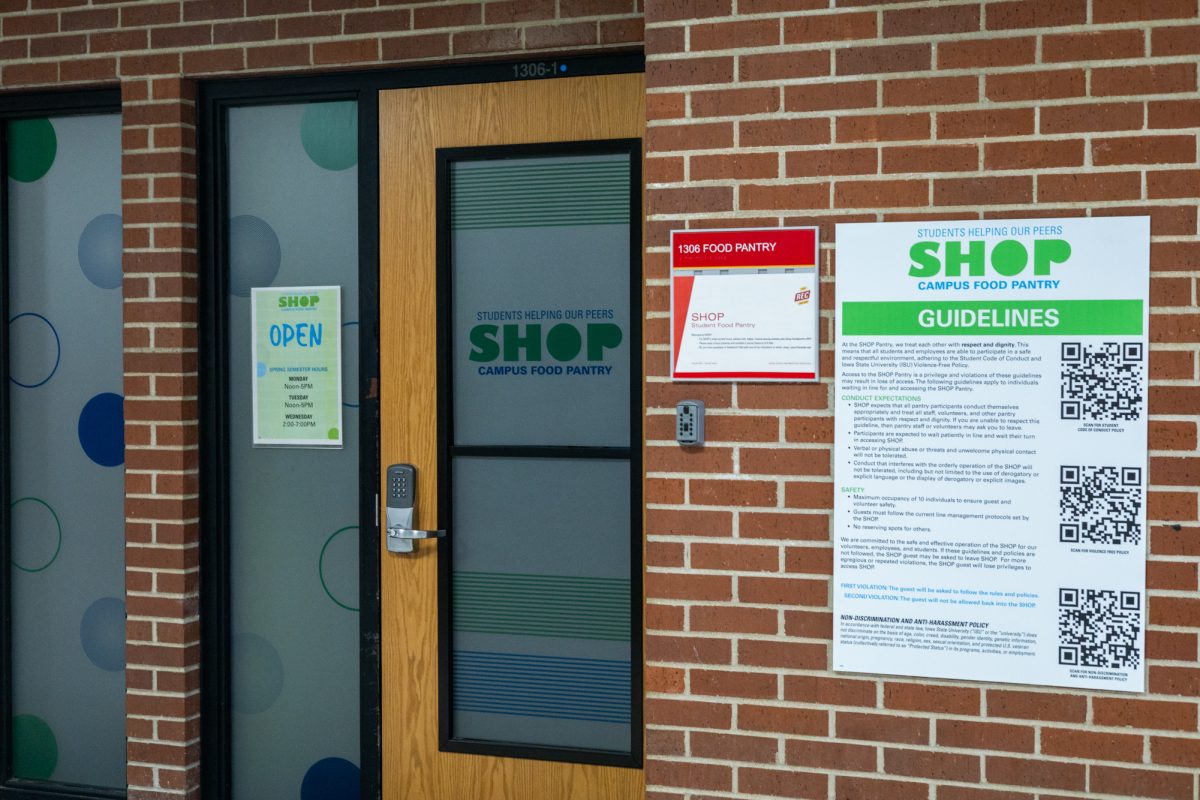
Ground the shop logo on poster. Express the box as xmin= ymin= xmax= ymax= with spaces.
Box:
xmin=794 ymin=287 xmax=812 ymax=305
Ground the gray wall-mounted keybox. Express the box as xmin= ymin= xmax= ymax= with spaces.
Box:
xmin=676 ymin=400 xmax=705 ymax=446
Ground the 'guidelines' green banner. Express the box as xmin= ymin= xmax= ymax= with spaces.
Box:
xmin=841 ymin=299 xmax=1143 ymax=336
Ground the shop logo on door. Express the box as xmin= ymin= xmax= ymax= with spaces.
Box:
xmin=468 ymin=318 xmax=622 ymax=377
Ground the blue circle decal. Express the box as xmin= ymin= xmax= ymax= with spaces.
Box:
xmin=8 ymin=313 xmax=60 ymax=388
xmin=301 ymin=757 xmax=360 ymax=800
xmin=229 ymin=215 xmax=281 ymax=297
xmin=77 ymin=393 xmax=124 ymax=467
xmin=232 ymin=632 xmax=284 ymax=714
xmin=80 ymin=597 xmax=126 ymax=671
xmin=78 ymin=213 xmax=123 ymax=289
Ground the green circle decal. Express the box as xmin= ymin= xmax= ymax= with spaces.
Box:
xmin=13 ymin=714 xmax=57 ymax=779
xmin=11 ymin=497 xmax=62 ymax=573
xmin=319 ymin=526 xmax=359 ymax=612
xmin=7 ymin=118 xmax=57 ymax=183
xmin=327 ymin=427 xmax=339 ymax=440
xmin=300 ymin=102 xmax=358 ymax=171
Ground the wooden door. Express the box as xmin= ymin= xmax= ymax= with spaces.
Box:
xmin=379 ymin=74 xmax=645 ymax=800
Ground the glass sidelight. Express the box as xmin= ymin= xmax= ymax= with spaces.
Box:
xmin=222 ymin=100 xmax=362 ymax=798
xmin=437 ymin=143 xmax=642 ymax=762
xmin=4 ymin=111 xmax=125 ymax=790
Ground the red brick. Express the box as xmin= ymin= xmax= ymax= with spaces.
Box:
xmin=836 ymin=776 xmax=930 ymax=800
xmin=937 ymin=719 xmax=1034 ymax=753
xmin=1151 ymin=736 xmax=1200 ymax=767
xmin=692 ymin=18 xmax=778 ymax=50
xmin=739 ymin=50 xmax=829 ymax=82
xmin=1094 ymin=63 xmax=1198 ymax=97
xmin=1039 ymin=172 xmax=1141 ymax=202
xmin=1097 ymin=135 xmax=1198 ymax=165
xmin=692 ymin=669 xmax=778 ymax=699
xmin=935 ymin=176 xmax=1032 ymax=205
xmin=838 ymin=113 xmax=930 ymax=143
xmin=786 ymin=739 xmax=876 ymax=771
xmin=740 ymin=183 xmax=830 ymax=212
xmin=647 ymin=122 xmax=732 ymax=152
xmin=1090 ymin=765 xmax=1195 ymax=800
xmin=740 ymin=512 xmax=828 ymax=541
xmin=939 ymin=36 xmax=1035 ymax=68
xmin=787 ymin=148 xmax=876 ymax=178
xmin=837 ymin=711 xmax=929 ymax=745
xmin=884 ymin=76 xmax=978 ymax=107
xmin=1093 ymin=0 xmax=1199 ymax=23
xmin=837 ymin=44 xmax=931 ymax=76
xmin=691 ymin=605 xmax=778 ymax=635
xmin=787 ymin=11 xmax=876 ymax=43
xmin=786 ymin=80 xmax=876 ymax=112
xmin=784 ymin=481 xmax=833 ymax=509
xmin=452 ymin=28 xmax=520 ymax=55
xmin=692 ymin=542 xmax=779 ymax=572
xmin=1149 ymin=162 xmax=1200 ymax=198
xmin=1043 ymin=29 xmax=1145 ymax=62
xmin=739 ymin=704 xmax=827 ymax=736
xmin=645 ymin=0 xmax=730 ymax=22
xmin=739 ymin=639 xmax=825 ymax=669
xmin=647 ymin=572 xmax=732 ymax=602
xmin=939 ymin=108 xmax=1033 ymax=139
xmin=691 ymin=86 xmax=780 ymax=118
xmin=380 ymin=33 xmax=450 ymax=62
xmin=785 ymin=675 xmax=875 ymax=707
xmin=1093 ymin=697 xmax=1198 ymax=731
xmin=741 ymin=767 xmax=827 ymax=799
xmin=884 ymin=3 xmax=979 ymax=36
xmin=525 ymin=21 xmax=596 ymax=49
xmin=885 ymin=683 xmax=979 ymax=715
xmin=1153 ymin=24 xmax=1200 ymax=56
xmin=646 ymin=56 xmax=733 ymax=88
xmin=646 ymin=697 xmax=731 ymax=729
xmin=691 ymin=731 xmax=777 ymax=763
xmin=646 ymin=761 xmax=731 ymax=792
xmin=741 ymin=118 xmax=830 ymax=147
xmin=986 ymin=69 xmax=1084 ymax=102
xmin=884 ymin=144 xmax=977 ymax=173
xmin=985 ymin=757 xmax=1085 ymax=791
xmin=645 ymin=508 xmax=732 ymax=537
xmin=987 ymin=0 xmax=1086 ymax=29
xmin=647 ymin=634 xmax=731 ymax=665
xmin=599 ymin=17 xmax=641 ymax=44
xmin=1041 ymin=728 xmax=1145 ymax=762
xmin=985 ymin=140 xmax=1083 ymax=170
xmin=885 ymin=748 xmax=980 ymax=782
xmin=987 ymin=690 xmax=1085 ymax=722
xmin=836 ymin=179 xmax=928 ymax=209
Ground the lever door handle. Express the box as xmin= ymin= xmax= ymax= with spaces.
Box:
xmin=387 ymin=527 xmax=446 ymax=540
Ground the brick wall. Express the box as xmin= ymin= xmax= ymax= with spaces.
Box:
xmin=0 ymin=2 xmax=641 ymax=799
xmin=642 ymin=2 xmax=1199 ymax=800
xmin=4 ymin=0 xmax=1200 ymax=799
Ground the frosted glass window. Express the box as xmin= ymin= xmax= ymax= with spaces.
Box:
xmin=451 ymin=154 xmax=632 ymax=447
xmin=226 ymin=101 xmax=360 ymax=798
xmin=6 ymin=113 xmax=125 ymax=788
xmin=444 ymin=148 xmax=638 ymax=759
xmin=451 ymin=457 xmax=632 ymax=751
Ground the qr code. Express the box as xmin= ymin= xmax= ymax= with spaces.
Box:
xmin=1061 ymin=341 xmax=1144 ymax=421
xmin=1058 ymin=588 xmax=1141 ymax=670
xmin=1059 ymin=465 xmax=1143 ymax=545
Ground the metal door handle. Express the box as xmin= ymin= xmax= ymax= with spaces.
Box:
xmin=387 ymin=527 xmax=446 ymax=540
xmin=385 ymin=464 xmax=444 ymax=554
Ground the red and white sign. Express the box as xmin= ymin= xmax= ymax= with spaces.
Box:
xmin=670 ymin=227 xmax=820 ymax=382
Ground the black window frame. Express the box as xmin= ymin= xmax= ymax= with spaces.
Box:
xmin=435 ymin=139 xmax=644 ymax=768
xmin=198 ymin=52 xmax=644 ymax=800
xmin=0 ymin=88 xmax=126 ymax=800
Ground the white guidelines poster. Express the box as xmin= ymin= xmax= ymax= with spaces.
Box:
xmin=833 ymin=217 xmax=1149 ymax=692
